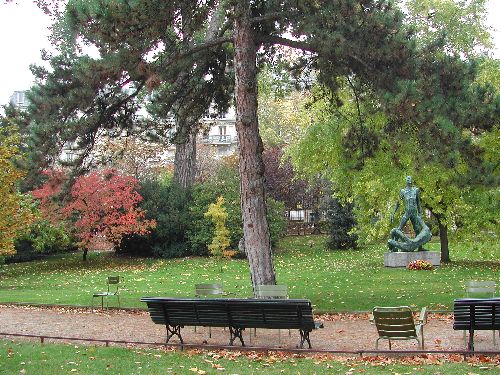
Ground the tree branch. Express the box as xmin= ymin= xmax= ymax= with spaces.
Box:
xmin=259 ymin=35 xmax=372 ymax=72
xmin=258 ymin=35 xmax=317 ymax=53
xmin=250 ymin=11 xmax=291 ymax=24
xmin=157 ymin=36 xmax=233 ymax=69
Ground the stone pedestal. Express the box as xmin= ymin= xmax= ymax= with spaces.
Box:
xmin=384 ymin=251 xmax=441 ymax=268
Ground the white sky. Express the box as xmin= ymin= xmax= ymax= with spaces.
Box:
xmin=0 ymin=1 xmax=499 ymax=106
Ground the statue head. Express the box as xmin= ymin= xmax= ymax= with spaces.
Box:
xmin=405 ymin=176 xmax=413 ymax=185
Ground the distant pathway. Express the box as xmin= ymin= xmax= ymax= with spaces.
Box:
xmin=0 ymin=305 xmax=498 ymax=352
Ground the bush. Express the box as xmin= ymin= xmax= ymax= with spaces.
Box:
xmin=187 ymin=163 xmax=242 ymax=255
xmin=6 ymin=220 xmax=75 ymax=263
xmin=188 ymin=160 xmax=287 ymax=255
xmin=120 ymin=162 xmax=288 ymax=259
xmin=407 ymin=259 xmax=433 ymax=270
xmin=266 ymin=198 xmax=287 ymax=247
xmin=118 ymin=177 xmax=192 ymax=258
xmin=22 ymin=220 xmax=74 ymax=254
xmin=325 ymin=198 xmax=358 ymax=250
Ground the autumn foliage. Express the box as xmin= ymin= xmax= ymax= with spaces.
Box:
xmin=64 ymin=169 xmax=156 ymax=250
xmin=32 ymin=168 xmax=155 ymax=253
xmin=31 ymin=169 xmax=67 ymax=224
xmin=0 ymin=127 xmax=35 ymax=255
xmin=204 ymin=196 xmax=231 ymax=258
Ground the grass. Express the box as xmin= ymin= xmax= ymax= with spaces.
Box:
xmin=0 ymin=236 xmax=498 ymax=312
xmin=1 ymin=340 xmax=498 ymax=375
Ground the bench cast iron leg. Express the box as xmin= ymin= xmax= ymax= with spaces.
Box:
xmin=165 ymin=325 xmax=183 ymax=344
xmin=229 ymin=327 xmax=245 ymax=346
xmin=467 ymin=329 xmax=474 ymax=351
xmin=298 ymin=329 xmax=312 ymax=349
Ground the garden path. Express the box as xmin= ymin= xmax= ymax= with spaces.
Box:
xmin=0 ymin=305 xmax=498 ymax=352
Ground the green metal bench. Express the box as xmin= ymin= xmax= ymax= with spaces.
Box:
xmin=141 ymin=297 xmax=323 ymax=348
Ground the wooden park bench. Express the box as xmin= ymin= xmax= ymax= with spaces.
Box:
xmin=141 ymin=297 xmax=323 ymax=348
xmin=453 ymin=298 xmax=500 ymax=351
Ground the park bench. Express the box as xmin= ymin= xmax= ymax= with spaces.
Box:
xmin=453 ymin=298 xmax=500 ymax=351
xmin=141 ymin=297 xmax=323 ymax=348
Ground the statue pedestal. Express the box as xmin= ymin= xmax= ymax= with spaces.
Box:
xmin=384 ymin=251 xmax=440 ymax=268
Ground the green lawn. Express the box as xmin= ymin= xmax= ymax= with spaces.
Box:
xmin=1 ymin=340 xmax=497 ymax=375
xmin=0 ymin=236 xmax=498 ymax=312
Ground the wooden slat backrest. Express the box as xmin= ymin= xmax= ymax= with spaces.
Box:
xmin=229 ymin=300 xmax=314 ymax=329
xmin=141 ymin=298 xmax=316 ymax=330
xmin=373 ymin=306 xmax=417 ymax=338
xmin=453 ymin=298 xmax=500 ymax=330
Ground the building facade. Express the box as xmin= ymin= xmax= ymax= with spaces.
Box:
xmin=9 ymin=91 xmax=29 ymax=110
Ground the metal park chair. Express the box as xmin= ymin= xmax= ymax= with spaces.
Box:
xmin=370 ymin=306 xmax=427 ymax=350
xmin=252 ymin=284 xmax=290 ymax=343
xmin=92 ymin=276 xmax=120 ymax=309
xmin=463 ymin=280 xmax=497 ymax=346
xmin=194 ymin=283 xmax=229 ymax=337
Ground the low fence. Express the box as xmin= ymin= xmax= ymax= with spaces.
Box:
xmin=1 ymin=332 xmax=499 ymax=358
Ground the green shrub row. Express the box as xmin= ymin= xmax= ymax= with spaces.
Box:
xmin=118 ymin=164 xmax=287 ymax=258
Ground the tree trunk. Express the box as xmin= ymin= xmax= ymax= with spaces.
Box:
xmin=171 ymin=2 xmax=224 ymax=188
xmin=82 ymin=248 xmax=88 ymax=261
xmin=234 ymin=0 xmax=276 ymax=288
xmin=173 ymin=130 xmax=197 ymax=189
xmin=438 ymin=220 xmax=450 ymax=263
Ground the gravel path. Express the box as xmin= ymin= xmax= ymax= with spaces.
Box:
xmin=1 ymin=305 xmax=498 ymax=353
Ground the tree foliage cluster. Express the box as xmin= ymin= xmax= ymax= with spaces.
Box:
xmin=289 ymin=46 xmax=499 ymax=261
xmin=325 ymin=197 xmax=358 ymax=250
xmin=31 ymin=168 xmax=156 ymax=260
xmin=204 ymin=196 xmax=231 ymax=258
xmin=0 ymin=124 xmax=36 ymax=256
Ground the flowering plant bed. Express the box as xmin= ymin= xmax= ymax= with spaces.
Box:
xmin=407 ymin=259 xmax=433 ymax=270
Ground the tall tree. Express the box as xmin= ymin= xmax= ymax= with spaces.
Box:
xmin=29 ymin=0 xmax=418 ymax=284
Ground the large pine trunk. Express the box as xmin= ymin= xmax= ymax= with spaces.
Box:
xmin=234 ymin=0 xmax=276 ymax=288
xmin=173 ymin=130 xmax=197 ymax=189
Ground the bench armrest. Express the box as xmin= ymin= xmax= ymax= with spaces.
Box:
xmin=418 ymin=306 xmax=428 ymax=325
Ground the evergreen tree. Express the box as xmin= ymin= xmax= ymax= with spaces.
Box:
xmin=325 ymin=198 xmax=357 ymax=250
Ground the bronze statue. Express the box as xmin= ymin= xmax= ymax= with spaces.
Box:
xmin=388 ymin=176 xmax=431 ymax=252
